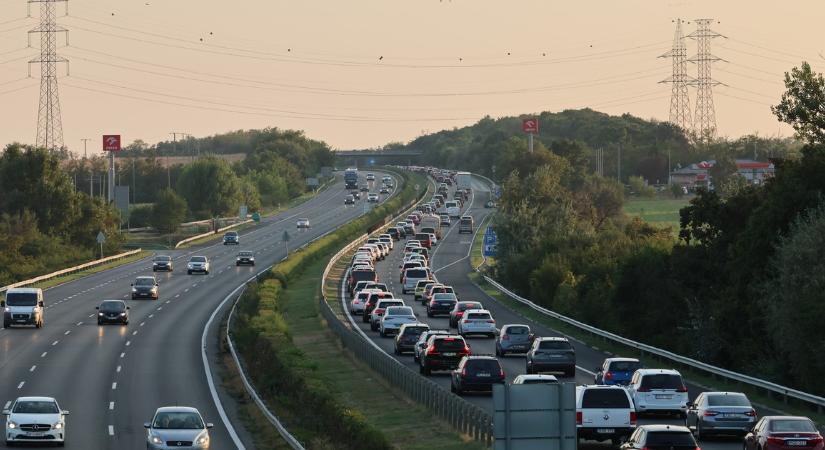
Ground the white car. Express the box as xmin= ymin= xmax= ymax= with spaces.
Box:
xmin=296 ymin=218 xmax=310 ymax=229
xmin=457 ymin=309 xmax=497 ymax=338
xmin=366 ymin=173 xmax=375 ymax=181
xmin=627 ymin=369 xmax=689 ymax=417
xmin=576 ymin=385 xmax=637 ymax=444
xmin=368 ymin=193 xmax=379 ymax=203
xmin=145 ymin=406 xmax=213 ymax=450
xmin=187 ymin=256 xmax=210 ymax=275
xmin=350 ymin=289 xmax=381 ymax=315
xmin=370 ymin=299 xmax=405 ymax=331
xmin=378 ymin=235 xmax=394 ymax=250
xmin=379 ymin=306 xmax=417 ymax=337
xmin=3 ymin=396 xmax=68 ymax=446
xmin=513 ymin=374 xmax=559 ymax=384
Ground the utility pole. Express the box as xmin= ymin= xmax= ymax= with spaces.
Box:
xmin=617 ymin=143 xmax=621 ymax=182
xmin=28 ymin=0 xmax=69 ymax=152
xmin=660 ymin=19 xmax=693 ymax=132
xmin=688 ymin=19 xmax=725 ymax=141
xmin=80 ymin=138 xmax=90 ymax=158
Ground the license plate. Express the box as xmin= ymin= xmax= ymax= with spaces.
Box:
xmin=655 ymin=394 xmax=672 ymax=399
xmin=444 ymin=352 xmax=456 ymax=356
xmin=722 ymin=413 xmax=738 ymax=417
xmin=596 ymin=429 xmax=615 ymax=434
xmin=26 ymin=432 xmax=44 ymax=437
xmin=788 ymin=441 xmax=807 ymax=447
xmin=477 ymin=373 xmax=490 ymax=377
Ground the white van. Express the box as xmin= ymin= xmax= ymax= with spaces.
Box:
xmin=445 ymin=201 xmax=461 ymax=218
xmin=2 ymin=288 xmax=45 ymax=328
xmin=576 ymin=385 xmax=636 ymax=445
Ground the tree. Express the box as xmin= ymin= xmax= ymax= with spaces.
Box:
xmin=772 ymin=62 xmax=825 ymax=145
xmin=176 ymin=157 xmax=241 ymax=217
xmin=150 ymin=189 xmax=187 ymax=234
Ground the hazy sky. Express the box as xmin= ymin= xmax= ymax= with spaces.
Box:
xmin=0 ymin=0 xmax=819 ymax=154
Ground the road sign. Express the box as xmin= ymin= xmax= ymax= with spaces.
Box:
xmin=252 ymin=212 xmax=261 ymax=223
xmin=239 ymin=205 xmax=248 ymax=220
xmin=282 ymin=230 xmax=290 ymax=242
xmin=493 ymin=382 xmax=577 ymax=450
xmin=96 ymin=231 xmax=106 ymax=244
xmin=305 ymin=177 xmax=319 ymax=187
xmin=522 ymin=118 xmax=539 ymax=134
xmin=103 ymin=135 xmax=121 ymax=151
xmin=483 ymin=226 xmax=497 ymax=257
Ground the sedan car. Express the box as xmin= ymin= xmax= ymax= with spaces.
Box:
xmin=687 ymin=391 xmax=757 ymax=439
xmin=394 ymin=323 xmax=429 ymax=355
xmin=344 ymin=195 xmax=355 ymax=205
xmin=3 ymin=397 xmax=68 ymax=446
xmin=187 ymin=256 xmax=210 ymax=275
xmin=96 ymin=300 xmax=130 ymax=325
xmin=380 ymin=187 xmax=390 ymax=194
xmin=145 ymin=406 xmax=213 ymax=450
xmin=451 ymin=356 xmax=505 ymax=395
xmin=368 ymin=193 xmax=379 ymax=203
xmin=296 ymin=218 xmax=311 ymax=229
xmin=131 ymin=276 xmax=159 ymax=299
xmin=152 ymin=255 xmax=173 ymax=272
xmin=236 ymin=251 xmax=255 ymax=266
xmin=744 ymin=416 xmax=823 ymax=450
xmin=449 ymin=301 xmax=484 ymax=328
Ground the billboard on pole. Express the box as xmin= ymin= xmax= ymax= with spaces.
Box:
xmin=103 ymin=135 xmax=121 ymax=151
xmin=522 ymin=118 xmax=539 ymax=134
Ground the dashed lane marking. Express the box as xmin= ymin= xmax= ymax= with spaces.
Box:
xmin=40 ymin=352 xmax=47 ymax=358
xmin=108 ymin=425 xmax=114 ymax=436
xmin=116 ymin=365 xmax=121 ymax=373
xmin=109 ymin=402 xmax=114 ymax=410
xmin=16 ymin=382 xmax=24 ymax=389
xmin=125 ymin=341 xmax=131 ymax=346
xmin=29 ymin=366 xmax=35 ymax=372
xmin=51 ymin=340 xmax=58 ymax=346
xmin=120 ymin=352 xmax=126 ymax=358
xmin=111 ymin=382 xmax=117 ymax=390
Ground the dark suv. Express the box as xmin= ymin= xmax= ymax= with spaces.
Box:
xmin=451 ymin=356 xmax=505 ymax=395
xmin=362 ymin=291 xmax=394 ymax=323
xmin=151 ymin=255 xmax=173 ymax=272
xmin=394 ymin=323 xmax=430 ymax=355
xmin=419 ymin=335 xmax=470 ymax=375
xmin=223 ymin=231 xmax=239 ymax=245
xmin=131 ymin=276 xmax=159 ymax=300
xmin=526 ymin=337 xmax=576 ymax=376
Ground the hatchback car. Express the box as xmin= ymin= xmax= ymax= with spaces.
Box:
xmin=3 ymin=397 xmax=68 ymax=447
xmin=413 ymin=330 xmax=451 ymax=362
xmin=457 ymin=309 xmax=497 ymax=338
xmin=744 ymin=416 xmax=823 ymax=450
xmin=620 ymin=425 xmax=698 ymax=450
xmin=236 ymin=251 xmax=255 ymax=266
xmin=145 ymin=406 xmax=213 ymax=450
xmin=370 ymin=299 xmax=405 ymax=331
xmin=402 ymin=268 xmax=431 ymax=294
xmin=576 ymin=385 xmax=637 ymax=444
xmin=368 ymin=193 xmax=379 ymax=203
xmin=595 ymin=357 xmax=642 ymax=386
xmin=451 ymin=356 xmax=505 ymax=395
xmin=526 ymin=337 xmax=576 ymax=377
xmin=686 ymin=391 xmax=757 ymax=439
xmin=394 ymin=323 xmax=429 ymax=355
xmin=362 ymin=292 xmax=395 ymax=323
xmin=152 ymin=255 xmax=173 ymax=272
xmin=222 ymin=231 xmax=239 ymax=245
xmin=131 ymin=276 xmax=159 ymax=299
xmin=627 ymin=369 xmax=689 ymax=418
xmin=296 ymin=218 xmax=311 ymax=229
xmin=187 ymin=256 xmax=210 ymax=275
xmin=344 ymin=194 xmax=355 ymax=205
xmin=496 ymin=324 xmax=534 ymax=356
xmin=96 ymin=300 xmax=130 ymax=325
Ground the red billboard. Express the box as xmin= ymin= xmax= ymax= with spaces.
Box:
xmin=522 ymin=118 xmax=539 ymax=134
xmin=103 ymin=135 xmax=121 ymax=151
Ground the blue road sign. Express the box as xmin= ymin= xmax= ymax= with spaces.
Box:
xmin=483 ymin=226 xmax=497 ymax=256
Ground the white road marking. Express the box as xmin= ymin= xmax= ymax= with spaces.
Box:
xmin=108 ymin=425 xmax=114 ymax=436
xmin=40 ymin=352 xmax=47 ymax=358
xmin=88 ymin=314 xmax=95 ymax=318
xmin=175 ymin=294 xmax=180 ymax=298
xmin=3 ymin=401 xmax=10 ymax=410
xmin=111 ymin=382 xmax=117 ymax=390
xmin=29 ymin=365 xmax=35 ymax=372
xmin=132 ymin=331 xmax=137 ymax=336
xmin=109 ymin=402 xmax=115 ymax=410
xmin=140 ymin=322 xmax=145 ymax=327
xmin=120 ymin=352 xmax=126 ymax=358
xmin=116 ymin=365 xmax=121 ymax=373
xmin=76 ymin=322 xmax=83 ymax=326
xmin=157 ymin=307 xmax=162 ymax=311
xmin=126 ymin=341 xmax=131 ymax=346
xmin=64 ymin=330 xmax=70 ymax=335
xmin=16 ymin=382 xmax=24 ymax=389
xmin=165 ymin=300 xmax=171 ymax=304
xmin=148 ymin=314 xmax=154 ymax=319
xmin=51 ymin=340 xmax=59 ymax=346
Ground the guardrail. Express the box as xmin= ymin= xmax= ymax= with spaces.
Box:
xmin=465 ymin=172 xmax=825 ymax=413
xmin=0 ymin=248 xmax=145 ymax=295
xmin=319 ymin=172 xmax=495 ymax=446
xmin=174 ymin=219 xmax=253 ymax=249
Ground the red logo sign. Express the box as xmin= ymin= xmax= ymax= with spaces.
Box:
xmin=522 ymin=118 xmax=539 ymax=134
xmin=103 ymin=135 xmax=121 ymax=151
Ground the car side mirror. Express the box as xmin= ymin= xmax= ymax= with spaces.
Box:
xmin=595 ymin=367 xmax=601 ymax=373
xmin=130 ymin=283 xmax=134 ymax=287
xmin=95 ymin=306 xmax=99 ymax=310
xmin=143 ymin=422 xmax=151 ymax=429
xmin=155 ymin=282 xmax=159 ymax=286
xmin=127 ymin=306 xmax=131 ymax=310
xmin=62 ymin=410 xmax=69 ymax=415
xmin=206 ymin=423 xmax=214 ymax=429
xmin=1 ymin=410 xmax=9 ymax=415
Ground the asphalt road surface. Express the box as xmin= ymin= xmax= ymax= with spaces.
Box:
xmin=343 ymin=174 xmax=763 ymax=450
xmin=0 ymin=173 xmax=396 ymax=449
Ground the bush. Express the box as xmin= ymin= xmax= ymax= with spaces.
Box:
xmin=150 ymin=189 xmax=188 ymax=234
xmin=128 ymin=204 xmax=153 ymax=228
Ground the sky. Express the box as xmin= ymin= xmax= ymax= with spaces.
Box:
xmin=0 ymin=0 xmax=819 ymax=155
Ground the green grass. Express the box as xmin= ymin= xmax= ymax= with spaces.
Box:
xmin=467 ymin=271 xmax=825 ymax=424
xmin=470 ymin=214 xmax=494 ymax=270
xmin=284 ymin=258 xmax=484 ymax=450
xmin=33 ymin=251 xmax=152 ymax=290
xmin=623 ymin=197 xmax=690 ymax=230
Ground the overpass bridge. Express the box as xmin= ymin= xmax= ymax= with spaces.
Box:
xmin=333 ymin=148 xmax=424 ymax=166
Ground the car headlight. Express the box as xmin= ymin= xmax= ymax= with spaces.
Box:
xmin=98 ymin=313 xmax=104 ymax=316
xmin=4 ymin=307 xmax=9 ymax=312
xmin=120 ymin=313 xmax=127 ymax=316
xmin=150 ymin=435 xmax=163 ymax=444
xmin=195 ymin=434 xmax=209 ymax=445
xmin=132 ymin=288 xmax=137 ymax=292
xmin=7 ymin=421 xmax=16 ymax=429
xmin=53 ymin=422 xmax=63 ymax=430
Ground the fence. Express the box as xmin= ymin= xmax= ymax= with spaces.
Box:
xmin=174 ymin=219 xmax=253 ymax=249
xmin=319 ymin=173 xmax=495 ymax=446
xmin=0 ymin=248 xmax=144 ymax=294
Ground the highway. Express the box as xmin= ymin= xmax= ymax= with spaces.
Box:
xmin=0 ymin=173 xmax=396 ymax=449
xmin=343 ymin=174 xmax=765 ymax=450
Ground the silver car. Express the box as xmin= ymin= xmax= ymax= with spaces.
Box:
xmin=457 ymin=309 xmax=497 ymax=338
xmin=145 ymin=406 xmax=213 ymax=449
xmin=686 ymin=391 xmax=756 ymax=439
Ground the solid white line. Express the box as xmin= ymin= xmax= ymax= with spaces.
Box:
xmin=88 ymin=314 xmax=95 ymax=318
xmin=17 ymin=382 xmax=24 ymax=389
xmin=109 ymin=402 xmax=114 ymax=410
xmin=108 ymin=425 xmax=114 ymax=436
xmin=29 ymin=365 xmax=35 ymax=372
xmin=111 ymin=382 xmax=117 ymax=390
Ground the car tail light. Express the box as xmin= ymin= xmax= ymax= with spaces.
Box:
xmin=637 ymin=387 xmax=651 ymax=392
xmin=767 ymin=436 xmax=785 ymax=445
xmin=462 ymin=319 xmax=470 ymax=323
xmin=810 ymin=436 xmax=824 ymax=445
xmin=703 ymin=410 xmax=719 ymax=417
xmin=604 ymin=371 xmax=613 ymax=380
xmin=486 ymin=320 xmax=495 ymax=323
xmin=630 ymin=411 xmax=637 ymax=426
xmin=426 ymin=345 xmax=439 ymax=356
xmin=461 ymin=345 xmax=471 ymax=355
xmin=502 ymin=334 xmax=510 ymax=340
xmin=576 ymin=411 xmax=582 ymax=425
xmin=745 ymin=409 xmax=757 ymax=417
xmin=676 ymin=385 xmax=688 ymax=392
xmin=499 ymin=367 xmax=505 ymax=378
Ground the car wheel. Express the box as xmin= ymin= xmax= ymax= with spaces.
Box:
xmin=370 ymin=322 xmax=377 ymax=332
xmin=413 ymin=353 xmax=419 ymax=363
xmin=679 ymin=411 xmax=688 ymax=420
xmin=152 ymin=268 xmax=156 ymax=272
xmin=611 ymin=438 xmax=621 ymax=446
xmin=123 ymin=321 xmax=129 ymax=325
xmin=419 ymin=364 xmax=427 ymax=375
xmin=393 ymin=346 xmax=400 ymax=355
xmin=56 ymin=441 xmax=64 ymax=447
xmin=362 ymin=314 xmax=369 ymax=323
xmin=696 ymin=421 xmax=703 ymax=441
xmin=36 ymin=320 xmax=42 ymax=329
xmin=97 ymin=319 xmax=102 ymax=325
xmin=379 ymin=329 xmax=385 ymax=337
xmin=6 ymin=441 xmax=13 ymax=447
xmin=205 ymin=270 xmax=209 ymax=275
xmin=188 ymin=270 xmax=192 ymax=275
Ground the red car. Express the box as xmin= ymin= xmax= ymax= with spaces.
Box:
xmin=745 ymin=416 xmax=823 ymax=450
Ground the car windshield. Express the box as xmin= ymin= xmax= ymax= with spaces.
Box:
xmin=224 ymin=232 xmax=237 ymax=237
xmin=769 ymin=419 xmax=817 ymax=432
xmin=154 ymin=256 xmax=171 ymax=262
xmin=386 ymin=307 xmax=414 ymax=316
xmin=506 ymin=326 xmax=529 ymax=335
xmin=609 ymin=360 xmax=641 ymax=372
xmin=191 ymin=257 xmax=206 ymax=263
xmin=582 ymin=389 xmax=631 ymax=408
xmin=403 ymin=326 xmax=428 ymax=337
xmin=135 ymin=278 xmax=155 ymax=286
xmin=645 ymin=432 xmax=696 ymax=446
xmin=100 ymin=302 xmax=125 ymax=312
xmin=706 ymin=393 xmax=750 ymax=407
xmin=466 ymin=312 xmax=491 ymax=320
xmin=538 ymin=340 xmax=572 ymax=350
xmin=152 ymin=412 xmax=205 ymax=430
xmin=467 ymin=360 xmax=500 ymax=373
xmin=406 ymin=269 xmax=428 ymax=278
xmin=640 ymin=374 xmax=684 ymax=390
xmin=459 ymin=302 xmax=482 ymax=311
xmin=5 ymin=292 xmax=38 ymax=307
xmin=13 ymin=401 xmax=58 ymax=414
xmin=377 ymin=301 xmax=403 ymax=309
xmin=239 ymin=252 xmax=253 ymax=257
xmin=433 ymin=338 xmax=465 ymax=351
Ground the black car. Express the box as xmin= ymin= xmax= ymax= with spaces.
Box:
xmin=394 ymin=323 xmax=430 ymax=355
xmin=419 ymin=335 xmax=470 ymax=375
xmin=427 ymin=294 xmax=457 ymax=317
xmin=621 ymin=425 xmax=699 ymax=450
xmin=351 ymin=191 xmax=361 ymax=200
xmin=451 ymin=356 xmax=505 ymax=395
xmin=236 ymin=251 xmax=255 ymax=266
xmin=152 ymin=255 xmax=173 ymax=272
xmin=359 ymin=184 xmax=369 ymax=192
xmin=526 ymin=337 xmax=576 ymax=376
xmin=96 ymin=300 xmax=130 ymax=325
xmin=402 ymin=224 xmax=415 ymax=236
xmin=387 ymin=227 xmax=402 ymax=240
xmin=131 ymin=276 xmax=159 ymax=300
xmin=344 ymin=195 xmax=355 ymax=205
xmin=223 ymin=231 xmax=240 ymax=245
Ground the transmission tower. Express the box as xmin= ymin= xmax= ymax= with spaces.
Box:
xmin=687 ymin=18 xmax=725 ymax=141
xmin=659 ymin=19 xmax=693 ymax=132
xmin=28 ymin=0 xmax=69 ymax=152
